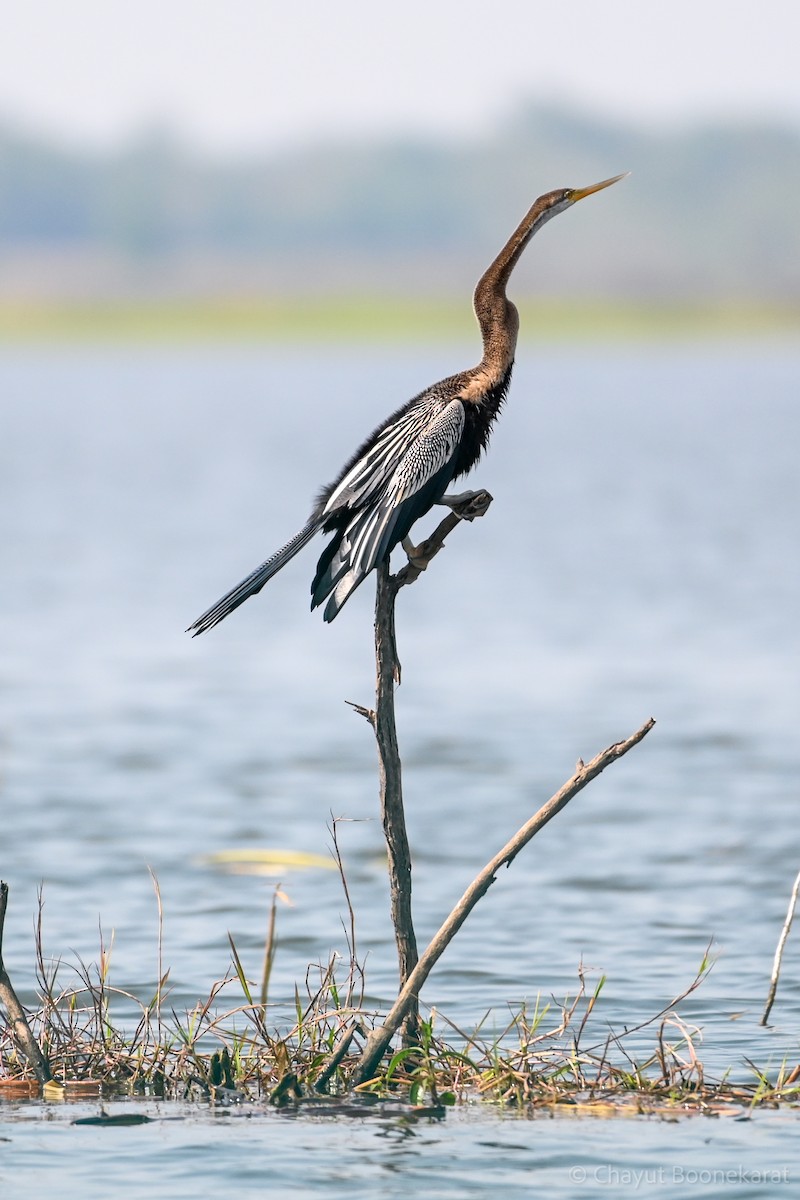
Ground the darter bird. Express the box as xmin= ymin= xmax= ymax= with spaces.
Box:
xmin=188 ymin=173 xmax=626 ymax=632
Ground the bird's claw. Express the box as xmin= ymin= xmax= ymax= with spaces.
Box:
xmin=445 ymin=489 xmax=493 ymax=522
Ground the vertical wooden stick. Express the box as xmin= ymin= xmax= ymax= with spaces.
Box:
xmin=346 ymin=492 xmax=493 ymax=1051
xmin=374 ymin=560 xmax=420 ymax=1042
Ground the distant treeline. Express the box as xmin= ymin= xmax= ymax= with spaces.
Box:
xmin=1 ymin=105 xmax=799 ymax=300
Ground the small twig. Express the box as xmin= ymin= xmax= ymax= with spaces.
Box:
xmin=148 ymin=867 xmax=164 ymax=1037
xmin=760 ymin=868 xmax=800 ymax=1026
xmin=344 ymin=700 xmax=375 ymax=727
xmin=583 ymin=938 xmax=714 ymax=1058
xmin=352 ymin=718 xmax=655 ymax=1086
xmin=0 ymin=881 xmax=54 ymax=1083
xmin=329 ymin=817 xmax=365 ymax=1011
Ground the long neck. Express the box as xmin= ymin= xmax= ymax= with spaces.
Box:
xmin=472 ymin=192 xmax=559 ymax=378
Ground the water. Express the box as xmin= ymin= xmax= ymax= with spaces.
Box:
xmin=0 ymin=1098 xmax=796 ymax=1199
xmin=1 ymin=340 xmax=800 ymax=1194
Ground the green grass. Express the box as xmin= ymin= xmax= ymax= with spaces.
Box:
xmin=0 ymin=297 xmax=797 ymax=343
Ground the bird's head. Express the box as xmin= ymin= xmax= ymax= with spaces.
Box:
xmin=538 ymin=173 xmax=630 ymax=222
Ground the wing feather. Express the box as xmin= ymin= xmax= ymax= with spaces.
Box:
xmin=313 ymin=399 xmax=465 ymax=618
xmin=323 ymin=401 xmax=440 ymax=513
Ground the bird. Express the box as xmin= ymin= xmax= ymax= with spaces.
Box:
xmin=188 ymin=173 xmax=626 ymax=634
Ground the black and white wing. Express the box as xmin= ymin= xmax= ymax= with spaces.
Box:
xmin=313 ymin=398 xmax=465 ymax=620
xmin=189 ymin=390 xmax=467 ymax=634
xmin=320 ymin=398 xmax=447 ymax=514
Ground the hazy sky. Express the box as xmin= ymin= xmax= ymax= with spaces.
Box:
xmin=2 ymin=1 xmax=798 ymax=150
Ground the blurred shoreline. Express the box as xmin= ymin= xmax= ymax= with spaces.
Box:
xmin=2 ymin=105 xmax=800 ymax=324
xmin=0 ymin=296 xmax=797 ymax=343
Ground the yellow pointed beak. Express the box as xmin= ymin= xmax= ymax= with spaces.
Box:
xmin=569 ymin=173 xmax=630 ymax=203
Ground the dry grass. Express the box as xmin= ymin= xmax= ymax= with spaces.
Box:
xmin=2 ymin=895 xmax=799 ymax=1115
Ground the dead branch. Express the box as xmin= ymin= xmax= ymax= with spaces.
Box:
xmin=0 ymin=881 xmax=53 ymax=1083
xmin=372 ymin=558 xmax=419 ymax=1041
xmin=352 ymin=718 xmax=655 ymax=1086
xmin=351 ymin=490 xmax=493 ymax=1046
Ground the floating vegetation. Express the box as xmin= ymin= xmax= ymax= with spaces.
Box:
xmin=1 ymin=882 xmax=799 ymax=1116
xmin=200 ymin=848 xmax=337 ymax=875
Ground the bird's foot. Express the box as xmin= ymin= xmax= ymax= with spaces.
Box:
xmin=439 ymin=488 xmax=494 ymax=522
xmin=437 ymin=489 xmax=475 ymax=509
xmin=401 ymin=535 xmax=430 ymax=571
xmin=395 ymin=490 xmax=493 ymax=590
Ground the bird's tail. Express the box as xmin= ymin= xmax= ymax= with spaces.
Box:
xmin=187 ymin=517 xmax=321 ymax=636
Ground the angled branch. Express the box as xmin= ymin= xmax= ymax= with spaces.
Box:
xmin=352 ymin=718 xmax=656 ymax=1086
xmin=395 ymin=489 xmax=493 ymax=591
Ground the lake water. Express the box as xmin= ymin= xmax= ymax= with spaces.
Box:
xmin=1 ymin=339 xmax=799 ymax=1195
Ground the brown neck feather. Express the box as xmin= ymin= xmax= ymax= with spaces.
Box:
xmin=471 ymin=190 xmax=562 ymax=383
